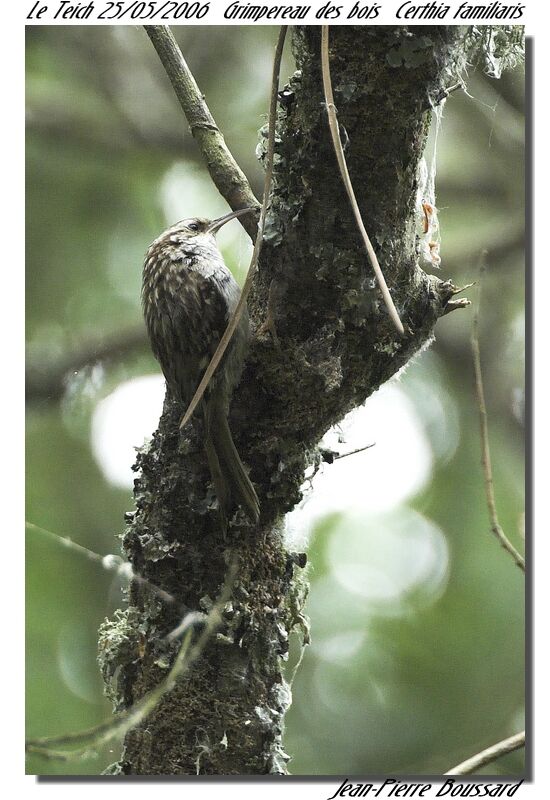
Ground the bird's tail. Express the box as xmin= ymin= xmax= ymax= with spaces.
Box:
xmin=204 ymin=399 xmax=260 ymax=525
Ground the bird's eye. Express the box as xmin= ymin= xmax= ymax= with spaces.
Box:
xmin=187 ymin=221 xmax=199 ymax=232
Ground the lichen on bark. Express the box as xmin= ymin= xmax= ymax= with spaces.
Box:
xmin=98 ymin=25 xmax=471 ymax=775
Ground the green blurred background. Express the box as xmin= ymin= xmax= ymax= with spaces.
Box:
xmin=25 ymin=26 xmax=525 ymax=776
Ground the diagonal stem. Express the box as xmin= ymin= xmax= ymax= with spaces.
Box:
xmin=320 ymin=26 xmax=404 ymax=336
xmin=26 ymin=520 xmax=178 ymax=607
xmin=471 ymin=256 xmax=525 ymax=572
xmin=445 ymin=731 xmax=525 ymax=775
xmin=144 ymin=26 xmax=259 ymax=240
xmin=26 ymin=563 xmax=238 ymax=762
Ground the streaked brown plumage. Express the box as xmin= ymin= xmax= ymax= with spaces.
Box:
xmin=141 ymin=208 xmax=259 ymax=525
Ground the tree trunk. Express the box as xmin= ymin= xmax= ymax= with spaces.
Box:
xmin=98 ymin=25 xmax=463 ymax=775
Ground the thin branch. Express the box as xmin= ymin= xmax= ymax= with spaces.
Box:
xmin=319 ymin=443 xmax=375 ymax=464
xmin=471 ymin=257 xmax=525 ymax=572
xmin=26 ymin=563 xmax=238 ymax=761
xmin=26 ymin=521 xmax=177 ymax=609
xmin=26 ymin=326 xmax=148 ymax=404
xmin=320 ymin=27 xmax=405 ymax=336
xmin=26 ymin=631 xmax=192 ymax=761
xmin=445 ymin=731 xmax=525 ymax=775
xmin=433 ymin=280 xmax=472 ymax=316
xmin=441 ymin=298 xmax=471 ymax=316
xmin=334 ymin=443 xmax=375 ymax=460
xmin=432 ymin=81 xmax=464 ymax=107
xmin=144 ymin=26 xmax=259 ymax=240
xmin=178 ymin=27 xmax=287 ymax=432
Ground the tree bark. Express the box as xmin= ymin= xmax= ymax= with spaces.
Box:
xmin=98 ymin=25 xmax=463 ymax=775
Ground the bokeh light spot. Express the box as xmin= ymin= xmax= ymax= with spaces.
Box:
xmin=91 ymin=375 xmax=164 ymax=489
xmin=285 ymin=383 xmax=433 ymax=549
xmin=328 ymin=508 xmax=449 ymax=612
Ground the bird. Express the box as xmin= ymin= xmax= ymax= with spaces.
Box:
xmin=141 ymin=207 xmax=260 ymax=526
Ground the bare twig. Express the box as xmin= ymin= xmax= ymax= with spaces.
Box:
xmin=471 ymin=257 xmax=525 ymax=572
xmin=441 ymin=298 xmax=471 ymax=316
xmin=433 ymin=81 xmax=464 ymax=106
xmin=26 ymin=631 xmax=193 ymax=761
xmin=178 ymin=27 xmax=287 ymax=431
xmin=26 ymin=562 xmax=238 ymax=761
xmin=26 ymin=521 xmax=177 ymax=608
xmin=319 ymin=443 xmax=375 ymax=464
xmin=144 ymin=26 xmax=259 ymax=240
xmin=334 ymin=443 xmax=375 ymax=460
xmin=320 ymin=27 xmax=404 ymax=336
xmin=445 ymin=731 xmax=525 ymax=775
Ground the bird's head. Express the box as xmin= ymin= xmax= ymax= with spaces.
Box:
xmin=165 ymin=207 xmax=256 ymax=245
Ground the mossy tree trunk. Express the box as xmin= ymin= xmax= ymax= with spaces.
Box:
xmin=99 ymin=25 xmax=463 ymax=775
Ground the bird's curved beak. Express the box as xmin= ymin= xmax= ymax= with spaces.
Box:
xmin=207 ymin=207 xmax=257 ymax=235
